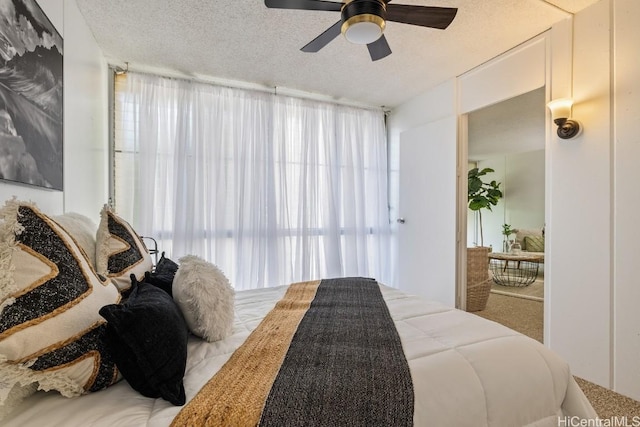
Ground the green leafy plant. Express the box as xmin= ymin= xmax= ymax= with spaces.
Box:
xmin=502 ymin=224 xmax=517 ymax=237
xmin=468 ymin=167 xmax=503 ymax=247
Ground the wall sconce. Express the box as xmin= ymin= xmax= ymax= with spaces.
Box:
xmin=547 ymin=98 xmax=582 ymax=139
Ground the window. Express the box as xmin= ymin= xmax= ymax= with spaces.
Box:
xmin=113 ymin=72 xmax=391 ymax=289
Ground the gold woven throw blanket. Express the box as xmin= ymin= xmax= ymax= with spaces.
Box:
xmin=171 ymin=277 xmax=414 ymax=427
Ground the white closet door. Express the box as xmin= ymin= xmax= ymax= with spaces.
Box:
xmin=397 ymin=115 xmax=457 ymax=306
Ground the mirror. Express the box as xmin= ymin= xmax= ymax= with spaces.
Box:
xmin=467 ymin=87 xmax=545 ymax=252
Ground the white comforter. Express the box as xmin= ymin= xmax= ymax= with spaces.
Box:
xmin=4 ymin=284 xmax=596 ymax=426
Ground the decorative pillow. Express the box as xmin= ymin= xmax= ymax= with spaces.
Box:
xmin=0 ymin=199 xmax=121 ymax=413
xmin=515 ymin=229 xmax=541 ymax=250
xmin=524 ymin=235 xmax=545 ymax=253
xmin=52 ymin=212 xmax=98 ymax=267
xmin=96 ymin=205 xmax=153 ymax=292
xmin=99 ymin=277 xmax=188 ymax=406
xmin=172 ymin=255 xmax=235 ymax=342
xmin=144 ymin=252 xmax=179 ymax=297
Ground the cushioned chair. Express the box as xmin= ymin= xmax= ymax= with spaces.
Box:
xmin=466 ymin=246 xmax=492 ymax=312
xmin=515 ymin=228 xmax=545 ymax=254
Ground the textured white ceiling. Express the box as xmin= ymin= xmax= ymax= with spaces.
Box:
xmin=75 ymin=0 xmax=600 ymax=108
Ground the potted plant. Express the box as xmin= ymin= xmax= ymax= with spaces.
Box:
xmin=468 ymin=167 xmax=503 ymax=247
xmin=466 ymin=168 xmax=503 ymax=311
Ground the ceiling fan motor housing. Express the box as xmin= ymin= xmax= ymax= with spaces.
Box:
xmin=341 ymin=0 xmax=387 ymax=44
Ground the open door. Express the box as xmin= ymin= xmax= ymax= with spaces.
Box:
xmin=397 ymin=116 xmax=457 ymax=306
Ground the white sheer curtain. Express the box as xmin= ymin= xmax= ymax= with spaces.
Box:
xmin=114 ymin=72 xmax=391 ymax=290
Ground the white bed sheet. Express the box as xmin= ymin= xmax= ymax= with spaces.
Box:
xmin=3 ymin=284 xmax=596 ymax=426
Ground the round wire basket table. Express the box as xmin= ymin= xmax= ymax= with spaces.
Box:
xmin=488 ymin=252 xmax=545 ymax=287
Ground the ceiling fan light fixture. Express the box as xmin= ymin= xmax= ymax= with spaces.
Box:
xmin=342 ymin=14 xmax=385 ymax=44
xmin=265 ymin=0 xmax=458 ymax=61
xmin=341 ymin=0 xmax=386 ymax=45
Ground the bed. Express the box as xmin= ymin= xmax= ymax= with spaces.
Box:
xmin=3 ymin=283 xmax=596 ymax=426
xmin=0 ymin=200 xmax=597 ymax=426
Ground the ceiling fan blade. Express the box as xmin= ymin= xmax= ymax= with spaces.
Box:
xmin=264 ymin=0 xmax=343 ymax=12
xmin=301 ymin=20 xmax=342 ymax=52
xmin=367 ymin=35 xmax=392 ymax=61
xmin=386 ymin=5 xmax=458 ymax=29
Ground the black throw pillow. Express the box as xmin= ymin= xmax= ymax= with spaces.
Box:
xmin=99 ymin=276 xmax=188 ymax=405
xmin=145 ymin=252 xmax=179 ymax=296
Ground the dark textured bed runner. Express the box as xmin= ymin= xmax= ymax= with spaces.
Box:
xmin=171 ymin=278 xmax=414 ymax=427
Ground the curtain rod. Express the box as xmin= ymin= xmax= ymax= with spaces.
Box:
xmin=108 ymin=63 xmax=384 ymax=112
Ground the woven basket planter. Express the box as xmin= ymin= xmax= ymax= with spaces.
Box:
xmin=466 ymin=246 xmax=492 ymax=312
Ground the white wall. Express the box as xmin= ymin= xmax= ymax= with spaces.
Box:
xmin=387 ymin=78 xmax=457 ymax=210
xmin=546 ymin=0 xmax=612 ymax=389
xmin=505 ymin=150 xmax=545 ymax=231
xmin=458 ymin=36 xmax=547 ymax=115
xmin=62 ymin=0 xmax=110 ymax=218
xmin=387 ymin=78 xmax=457 ymax=219
xmin=0 ymin=0 xmax=108 ymax=218
xmin=612 ymin=0 xmax=640 ymax=400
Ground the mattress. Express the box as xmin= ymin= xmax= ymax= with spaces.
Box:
xmin=3 ymin=284 xmax=596 ymax=426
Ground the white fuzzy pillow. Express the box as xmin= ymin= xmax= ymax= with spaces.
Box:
xmin=172 ymin=255 xmax=235 ymax=342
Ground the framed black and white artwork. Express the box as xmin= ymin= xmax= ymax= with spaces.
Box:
xmin=0 ymin=0 xmax=63 ymax=190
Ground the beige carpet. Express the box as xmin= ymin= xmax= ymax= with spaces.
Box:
xmin=473 ymin=293 xmax=640 ymax=418
xmin=476 ymin=292 xmax=544 ymax=342
xmin=574 ymin=377 xmax=640 ymax=418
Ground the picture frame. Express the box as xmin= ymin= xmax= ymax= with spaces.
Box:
xmin=0 ymin=0 xmax=64 ymax=190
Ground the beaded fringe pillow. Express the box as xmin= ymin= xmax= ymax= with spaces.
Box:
xmin=52 ymin=212 xmax=98 ymax=268
xmin=0 ymin=199 xmax=121 ymax=412
xmin=96 ymin=205 xmax=153 ymax=293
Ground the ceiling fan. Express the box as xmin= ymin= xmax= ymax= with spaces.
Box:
xmin=264 ymin=0 xmax=458 ymax=61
